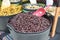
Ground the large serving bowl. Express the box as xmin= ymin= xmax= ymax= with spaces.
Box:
xmin=7 ymin=12 xmax=52 ymax=40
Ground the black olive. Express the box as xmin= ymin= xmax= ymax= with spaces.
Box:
xmin=9 ymin=12 xmax=50 ymax=33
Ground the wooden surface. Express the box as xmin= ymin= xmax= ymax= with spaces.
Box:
xmin=54 ymin=7 xmax=60 ymax=16
xmin=51 ymin=7 xmax=60 ymax=37
xmin=58 ymin=7 xmax=60 ymax=16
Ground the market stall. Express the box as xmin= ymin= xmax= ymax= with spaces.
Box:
xmin=0 ymin=0 xmax=60 ymax=40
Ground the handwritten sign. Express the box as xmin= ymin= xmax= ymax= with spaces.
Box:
xmin=1 ymin=0 xmax=10 ymax=9
xmin=30 ymin=0 xmax=37 ymax=4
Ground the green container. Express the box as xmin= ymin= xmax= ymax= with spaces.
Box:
xmin=7 ymin=13 xmax=52 ymax=40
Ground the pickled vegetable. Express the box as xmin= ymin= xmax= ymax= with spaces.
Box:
xmin=0 ymin=4 xmax=22 ymax=16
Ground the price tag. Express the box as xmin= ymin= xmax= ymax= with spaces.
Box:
xmin=46 ymin=0 xmax=53 ymax=6
xmin=30 ymin=0 xmax=37 ymax=4
xmin=1 ymin=0 xmax=10 ymax=9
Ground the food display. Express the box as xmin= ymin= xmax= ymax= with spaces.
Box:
xmin=0 ymin=0 xmax=57 ymax=40
xmin=9 ymin=12 xmax=50 ymax=33
xmin=23 ymin=3 xmax=45 ymax=10
xmin=46 ymin=6 xmax=56 ymax=16
xmin=25 ymin=5 xmax=40 ymax=10
xmin=0 ymin=4 xmax=22 ymax=16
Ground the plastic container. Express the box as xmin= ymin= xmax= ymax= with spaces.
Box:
xmin=10 ymin=0 xmax=21 ymax=3
xmin=7 ymin=13 xmax=52 ymax=40
xmin=0 ymin=15 xmax=15 ymax=31
xmin=10 ymin=0 xmax=22 ymax=4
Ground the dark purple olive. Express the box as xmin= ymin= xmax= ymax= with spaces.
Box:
xmin=9 ymin=12 xmax=50 ymax=33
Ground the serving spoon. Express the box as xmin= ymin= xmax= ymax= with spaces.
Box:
xmin=33 ymin=7 xmax=46 ymax=17
xmin=33 ymin=5 xmax=52 ymax=17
